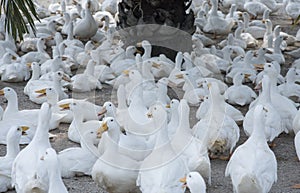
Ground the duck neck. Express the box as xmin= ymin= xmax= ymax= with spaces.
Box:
xmin=243 ymin=14 xmax=250 ymax=28
xmin=80 ymin=136 xmax=100 ymax=157
xmin=273 ymin=37 xmax=282 ymax=54
xmin=234 ymin=27 xmax=243 ymax=39
xmin=257 ymin=50 xmax=266 ymax=62
xmin=286 ymin=70 xmax=296 ymax=84
xmin=263 ymin=10 xmax=269 ymax=20
xmin=178 ymin=103 xmax=190 ymax=131
xmin=67 ymin=22 xmax=74 ymax=40
xmin=73 ymin=110 xmax=84 ymax=128
xmin=274 ymin=26 xmax=280 ymax=38
xmin=169 ymin=106 xmax=179 ymax=128
xmin=48 ymin=22 xmax=56 ymax=34
xmin=223 ymin=49 xmax=233 ymax=63
xmin=184 ymin=76 xmax=197 ymax=92
xmin=249 ymin=109 xmax=266 ymax=142
xmin=47 ymin=94 xmax=59 ymax=106
xmin=175 ymin=53 xmax=183 ymax=69
xmin=260 ymin=79 xmax=271 ymax=103
xmin=53 ymin=77 xmax=63 ymax=95
xmin=4 ymin=92 xmax=19 ymax=117
xmin=117 ymin=85 xmax=127 ymax=109
xmin=266 ymin=22 xmax=273 ymax=35
xmin=210 ymin=89 xmax=225 ymax=114
xmin=6 ymin=136 xmax=20 ymax=157
xmin=210 ymin=0 xmax=218 ymax=16
xmin=142 ymin=64 xmax=154 ymax=81
xmin=48 ymin=164 xmax=66 ymax=192
xmin=84 ymin=6 xmax=93 ymax=20
xmin=55 ymin=33 xmax=63 ymax=46
xmin=143 ymin=45 xmax=152 ymax=60
xmin=85 ymin=62 xmax=95 ymax=75
xmin=31 ymin=67 xmax=41 ymax=80
xmin=267 ymin=34 xmax=273 ymax=48
xmin=37 ymin=40 xmax=46 ymax=54
xmin=233 ymin=75 xmax=243 ymax=86
xmin=157 ymin=83 xmax=168 ymax=99
xmin=154 ymin=118 xmax=169 ymax=147
xmin=229 ymin=5 xmax=235 ymax=18
xmin=32 ymin=117 xmax=51 ymax=145
xmin=108 ymin=127 xmax=120 ymax=152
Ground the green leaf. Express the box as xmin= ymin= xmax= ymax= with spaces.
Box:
xmin=0 ymin=0 xmax=39 ymax=41
xmin=295 ymin=14 xmax=300 ymax=25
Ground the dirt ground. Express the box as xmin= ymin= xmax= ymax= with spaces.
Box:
xmin=0 ymin=2 xmax=300 ymax=193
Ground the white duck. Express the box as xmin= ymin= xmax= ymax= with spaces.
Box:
xmin=38 ymin=148 xmax=68 ymax=193
xmin=167 ymin=99 xmax=180 ymax=138
xmin=24 ymin=62 xmax=41 ymax=95
xmin=137 ymin=104 xmax=188 ymax=193
xmin=278 ymin=68 xmax=300 ymax=99
xmin=224 ymin=73 xmax=257 ymax=106
xmin=244 ymin=0 xmax=271 ymax=18
xmin=11 ymin=103 xmax=52 ymax=193
xmin=26 ymin=71 xmax=70 ymax=103
xmin=60 ymin=102 xmax=102 ymax=143
xmin=180 ymin=172 xmax=207 ymax=193
xmin=171 ymin=99 xmax=211 ymax=185
xmin=73 ymin=0 xmax=98 ymax=39
xmin=48 ymin=0 xmax=61 ymax=14
xmin=71 ymin=60 xmax=103 ymax=92
xmin=92 ymin=117 xmax=141 ymax=193
xmin=21 ymin=37 xmax=51 ymax=64
xmin=0 ymin=87 xmax=39 ymax=122
xmin=203 ymin=0 xmax=235 ymax=36
xmin=58 ymin=130 xmax=100 ymax=178
xmin=196 ymin=93 xmax=244 ymax=123
xmin=243 ymin=75 xmax=284 ymax=145
xmin=0 ymin=126 xmax=28 ymax=192
xmin=293 ymin=109 xmax=300 ymax=134
xmin=0 ymin=61 xmax=30 ymax=83
xmin=225 ymin=105 xmax=277 ymax=193
xmin=193 ymin=82 xmax=240 ymax=160
xmin=265 ymin=35 xmax=285 ymax=65
xmin=285 ymin=0 xmax=300 ymax=24
xmin=168 ymin=52 xmax=185 ymax=87
xmin=252 ymin=62 xmax=297 ymax=133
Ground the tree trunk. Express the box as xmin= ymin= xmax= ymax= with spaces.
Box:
xmin=117 ymin=0 xmax=195 ymax=61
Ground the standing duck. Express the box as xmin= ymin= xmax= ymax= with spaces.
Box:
xmin=226 ymin=105 xmax=277 ymax=193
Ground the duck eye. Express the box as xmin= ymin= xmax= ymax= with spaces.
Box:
xmin=154 ymin=107 xmax=157 ymax=110
xmin=58 ymin=72 xmax=61 ymax=75
xmin=268 ymin=64 xmax=271 ymax=67
xmin=73 ymin=103 xmax=76 ymax=106
xmin=17 ymin=128 xmax=20 ymax=131
xmin=110 ymin=119 xmax=113 ymax=122
xmin=7 ymin=88 xmax=10 ymax=91
xmin=109 ymin=104 xmax=111 ymax=106
xmin=45 ymin=152 xmax=48 ymax=155
xmin=189 ymin=175 xmax=191 ymax=178
xmin=49 ymin=88 xmax=52 ymax=90
xmin=91 ymin=131 xmax=94 ymax=134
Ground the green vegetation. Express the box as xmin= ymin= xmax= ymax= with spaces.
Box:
xmin=0 ymin=0 xmax=39 ymax=40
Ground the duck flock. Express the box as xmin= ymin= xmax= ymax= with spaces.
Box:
xmin=0 ymin=0 xmax=300 ymax=192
